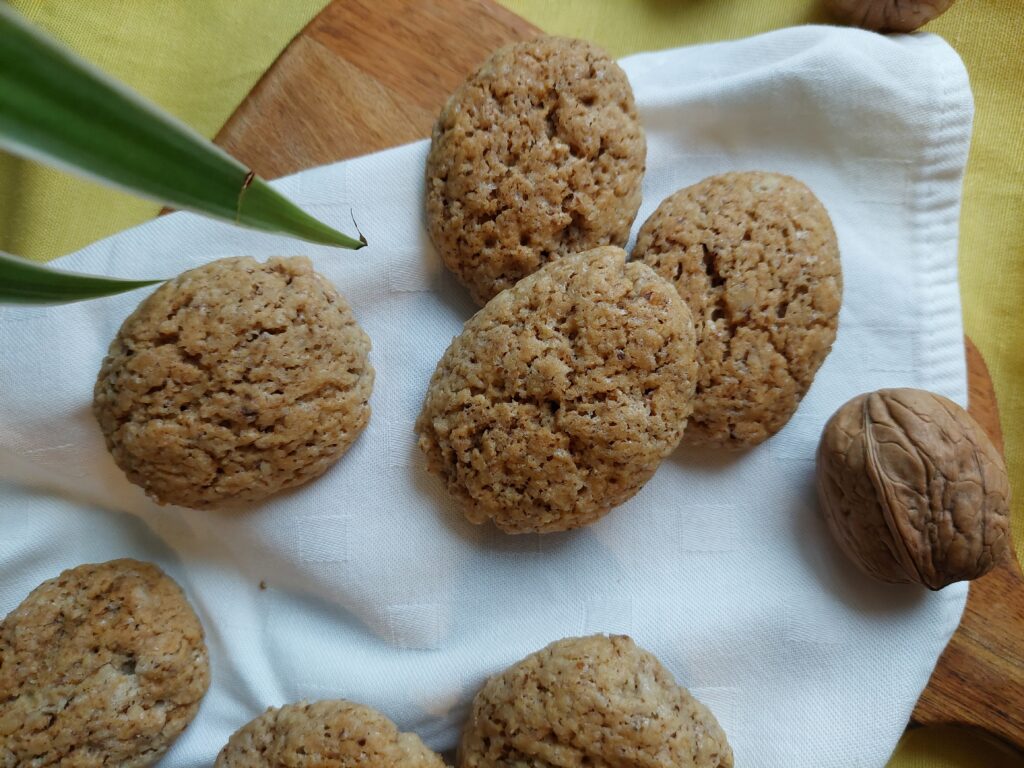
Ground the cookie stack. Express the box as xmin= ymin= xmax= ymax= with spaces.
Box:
xmin=86 ymin=35 xmax=841 ymax=536
xmin=421 ymin=36 xmax=843 ymax=533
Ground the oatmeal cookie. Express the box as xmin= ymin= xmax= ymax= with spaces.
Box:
xmin=426 ymin=36 xmax=646 ymax=305
xmin=633 ymin=171 xmax=842 ymax=447
xmin=93 ymin=256 xmax=374 ymax=509
xmin=459 ymin=635 xmax=733 ymax=768
xmin=416 ymin=246 xmax=696 ymax=533
xmin=0 ymin=559 xmax=210 ymax=768
xmin=216 ymin=700 xmax=446 ymax=768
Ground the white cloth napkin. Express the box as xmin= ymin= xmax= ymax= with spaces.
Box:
xmin=0 ymin=25 xmax=973 ymax=768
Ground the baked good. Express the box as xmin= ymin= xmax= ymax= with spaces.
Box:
xmin=93 ymin=255 xmax=374 ymax=509
xmin=633 ymin=171 xmax=842 ymax=447
xmin=426 ymin=35 xmax=646 ymax=305
xmin=215 ymin=699 xmax=447 ymax=768
xmin=416 ymin=246 xmax=697 ymax=534
xmin=0 ymin=559 xmax=210 ymax=768
xmin=459 ymin=634 xmax=733 ymax=768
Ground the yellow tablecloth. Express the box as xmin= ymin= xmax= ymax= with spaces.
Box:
xmin=2 ymin=1 xmax=1021 ymax=766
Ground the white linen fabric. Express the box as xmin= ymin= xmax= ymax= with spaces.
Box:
xmin=0 ymin=25 xmax=973 ymax=768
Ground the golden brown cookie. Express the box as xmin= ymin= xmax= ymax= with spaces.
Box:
xmin=459 ymin=635 xmax=733 ymax=768
xmin=416 ymin=246 xmax=697 ymax=534
xmin=93 ymin=256 xmax=374 ymax=509
xmin=0 ymin=559 xmax=210 ymax=768
xmin=633 ymin=171 xmax=842 ymax=447
xmin=215 ymin=700 xmax=447 ymax=768
xmin=426 ymin=36 xmax=646 ymax=305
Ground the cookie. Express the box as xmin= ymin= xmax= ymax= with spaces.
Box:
xmin=0 ymin=559 xmax=210 ymax=768
xmin=416 ymin=246 xmax=697 ymax=534
xmin=633 ymin=171 xmax=842 ymax=447
xmin=459 ymin=635 xmax=733 ymax=768
xmin=93 ymin=256 xmax=374 ymax=509
xmin=215 ymin=699 xmax=447 ymax=768
xmin=426 ymin=36 xmax=646 ymax=305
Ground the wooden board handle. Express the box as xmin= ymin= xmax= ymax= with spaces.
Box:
xmin=910 ymin=339 xmax=1024 ymax=751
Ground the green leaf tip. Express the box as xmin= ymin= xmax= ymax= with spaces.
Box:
xmin=0 ymin=5 xmax=366 ymax=250
xmin=0 ymin=251 xmax=163 ymax=305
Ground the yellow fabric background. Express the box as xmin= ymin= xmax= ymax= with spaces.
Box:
xmin=0 ymin=0 xmax=328 ymax=260
xmin=2 ymin=1 xmax=1021 ymax=766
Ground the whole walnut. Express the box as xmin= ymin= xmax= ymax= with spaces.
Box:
xmin=816 ymin=388 xmax=1010 ymax=590
xmin=826 ymin=0 xmax=956 ymax=33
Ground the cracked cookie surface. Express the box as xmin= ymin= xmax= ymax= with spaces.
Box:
xmin=416 ymin=246 xmax=697 ymax=534
xmin=458 ymin=634 xmax=733 ymax=768
xmin=426 ymin=35 xmax=646 ymax=305
xmin=216 ymin=699 xmax=446 ymax=768
xmin=93 ymin=256 xmax=374 ymax=509
xmin=0 ymin=559 xmax=209 ymax=768
xmin=633 ymin=172 xmax=842 ymax=447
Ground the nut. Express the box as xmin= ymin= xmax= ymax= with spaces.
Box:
xmin=816 ymin=388 xmax=1010 ymax=589
xmin=826 ymin=0 xmax=956 ymax=32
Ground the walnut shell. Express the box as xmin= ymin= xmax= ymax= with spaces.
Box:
xmin=825 ymin=0 xmax=956 ymax=32
xmin=816 ymin=388 xmax=1010 ymax=590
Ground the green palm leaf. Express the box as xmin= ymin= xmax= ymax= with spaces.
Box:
xmin=0 ymin=5 xmax=365 ymax=250
xmin=0 ymin=250 xmax=162 ymax=305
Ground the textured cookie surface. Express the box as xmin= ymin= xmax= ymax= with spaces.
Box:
xmin=426 ymin=35 xmax=646 ymax=305
xmin=0 ymin=559 xmax=210 ymax=768
xmin=216 ymin=699 xmax=447 ymax=768
xmin=634 ymin=172 xmax=842 ymax=447
xmin=93 ymin=256 xmax=374 ymax=509
xmin=416 ymin=246 xmax=696 ymax=534
xmin=459 ymin=635 xmax=733 ymax=768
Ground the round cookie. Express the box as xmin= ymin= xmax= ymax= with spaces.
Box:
xmin=633 ymin=171 xmax=842 ymax=447
xmin=215 ymin=699 xmax=447 ymax=768
xmin=416 ymin=246 xmax=697 ymax=534
xmin=93 ymin=255 xmax=374 ymax=509
xmin=0 ymin=559 xmax=210 ymax=768
xmin=426 ymin=35 xmax=646 ymax=305
xmin=459 ymin=635 xmax=733 ymax=768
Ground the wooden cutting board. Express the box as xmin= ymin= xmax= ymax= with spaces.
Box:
xmin=214 ymin=0 xmax=1024 ymax=752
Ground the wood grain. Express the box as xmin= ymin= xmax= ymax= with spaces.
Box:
xmin=214 ymin=0 xmax=1024 ymax=749
xmin=910 ymin=339 xmax=1024 ymax=750
xmin=215 ymin=0 xmax=539 ymax=177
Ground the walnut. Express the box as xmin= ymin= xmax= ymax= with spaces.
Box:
xmin=816 ymin=388 xmax=1010 ymax=590
xmin=825 ymin=0 xmax=956 ymax=32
